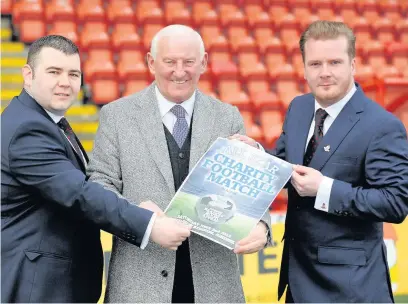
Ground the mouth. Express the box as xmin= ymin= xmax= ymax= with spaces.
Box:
xmin=54 ymin=93 xmax=70 ymax=97
xmin=172 ymin=80 xmax=188 ymax=84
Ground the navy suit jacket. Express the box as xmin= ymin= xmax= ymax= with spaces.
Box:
xmin=1 ymin=90 xmax=153 ymax=303
xmin=272 ymin=84 xmax=408 ymax=302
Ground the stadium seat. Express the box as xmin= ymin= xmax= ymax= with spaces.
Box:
xmin=357 ymin=0 xmax=380 ymax=25
xmin=364 ymin=41 xmax=386 ymax=70
xmin=193 ymin=1 xmax=214 ymax=26
xmin=312 ymin=0 xmax=336 ymax=20
xmin=288 ymin=0 xmax=311 ymax=21
xmin=48 ymin=21 xmax=78 ymax=45
xmin=397 ymin=19 xmax=408 ymax=44
xmin=124 ymin=80 xmax=150 ymax=96
xmin=278 ymin=14 xmax=300 ymax=54
xmin=212 ymin=61 xmax=239 ymax=81
xmin=387 ymin=43 xmax=408 ymax=75
xmin=80 ymin=22 xmax=110 ymax=51
xmin=111 ymin=24 xmax=141 ymax=52
xmin=76 ymin=0 xmax=105 ymax=23
xmin=198 ymin=79 xmax=214 ymax=95
xmin=219 ymin=81 xmax=252 ymax=111
xmin=264 ymin=38 xmax=286 ymax=70
xmin=380 ymin=0 xmax=402 ymax=23
xmin=260 ymin=110 xmax=283 ymax=147
xmin=117 ymin=50 xmax=148 ymax=81
xmin=137 ymin=3 xmax=164 ymax=25
xmin=335 ymin=0 xmax=358 ymax=27
xmin=210 ymin=51 xmax=232 ymax=63
xmin=46 ymin=0 xmax=75 ymax=22
xmin=354 ymin=18 xmax=373 ymax=53
xmin=206 ymin=34 xmax=229 ymax=53
xmin=269 ymin=2 xmax=289 ymax=27
xmin=124 ymin=79 xmax=150 ymax=94
xmin=251 ymin=90 xmax=282 ymax=113
xmin=382 ymin=78 xmax=408 ymax=108
xmin=166 ymin=7 xmax=192 ymax=26
xmin=240 ymin=111 xmax=263 ymax=142
xmin=91 ymin=80 xmax=120 ymax=105
xmin=244 ymin=3 xmax=265 ymax=27
xmin=106 ymin=0 xmax=135 ymax=24
xmin=143 ymin=24 xmax=164 ymax=51
xmin=254 ymin=27 xmax=274 ymax=53
xmin=373 ymin=19 xmax=396 ymax=45
xmin=12 ymin=0 xmax=44 ymax=25
xmin=83 ymin=50 xmax=116 ymax=82
xmin=1 ymin=0 xmax=13 ymax=15
xmin=19 ymin=20 xmax=46 ymax=43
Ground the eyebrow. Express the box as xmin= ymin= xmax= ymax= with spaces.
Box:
xmin=46 ymin=66 xmax=82 ymax=74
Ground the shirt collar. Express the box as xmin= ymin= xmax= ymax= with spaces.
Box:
xmin=23 ymin=89 xmax=64 ymax=123
xmin=155 ymin=85 xmax=195 ymax=119
xmin=314 ymin=84 xmax=357 ymax=120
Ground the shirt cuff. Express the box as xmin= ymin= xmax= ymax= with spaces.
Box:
xmin=256 ymin=142 xmax=265 ymax=152
xmin=314 ymin=176 xmax=334 ymax=212
xmin=140 ymin=213 xmax=157 ymax=249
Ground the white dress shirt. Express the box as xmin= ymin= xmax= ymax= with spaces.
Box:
xmin=310 ymin=85 xmax=357 ymax=212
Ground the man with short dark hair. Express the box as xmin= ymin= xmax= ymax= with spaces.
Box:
xmin=1 ymin=35 xmax=191 ymax=303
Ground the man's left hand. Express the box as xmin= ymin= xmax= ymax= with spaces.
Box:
xmin=234 ymin=222 xmax=267 ymax=254
xmin=229 ymin=134 xmax=258 ymax=149
xmin=291 ymin=165 xmax=323 ymax=197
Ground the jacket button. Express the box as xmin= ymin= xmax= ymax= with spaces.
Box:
xmin=179 ymin=152 xmax=184 ymax=159
xmin=161 ymin=270 xmax=168 ymax=277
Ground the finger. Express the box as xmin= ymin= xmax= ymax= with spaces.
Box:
xmin=237 ymin=236 xmax=252 ymax=246
xmin=293 ymin=165 xmax=310 ymax=174
xmin=234 ymin=241 xmax=262 ymax=254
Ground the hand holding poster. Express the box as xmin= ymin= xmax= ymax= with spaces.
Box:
xmin=165 ymin=138 xmax=293 ymax=249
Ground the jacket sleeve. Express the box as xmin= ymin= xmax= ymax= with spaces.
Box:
xmin=8 ymin=120 xmax=153 ymax=246
xmin=328 ymin=117 xmax=408 ymax=223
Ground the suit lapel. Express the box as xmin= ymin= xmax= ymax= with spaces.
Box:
xmin=309 ymin=88 xmax=364 ymax=170
xmin=132 ymin=84 xmax=175 ymax=194
xmin=291 ymin=95 xmax=315 ymax=165
xmin=189 ymin=91 xmax=215 ymax=170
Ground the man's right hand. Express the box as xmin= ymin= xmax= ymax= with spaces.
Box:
xmin=150 ymin=216 xmax=192 ymax=250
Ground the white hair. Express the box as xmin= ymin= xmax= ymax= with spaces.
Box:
xmin=150 ymin=24 xmax=205 ymax=60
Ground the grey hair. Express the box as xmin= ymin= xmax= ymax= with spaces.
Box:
xmin=150 ymin=24 xmax=205 ymax=60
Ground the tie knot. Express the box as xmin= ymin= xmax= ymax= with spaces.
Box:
xmin=315 ymin=108 xmax=328 ymax=126
xmin=57 ymin=117 xmax=71 ymax=132
xmin=170 ymin=105 xmax=186 ymax=119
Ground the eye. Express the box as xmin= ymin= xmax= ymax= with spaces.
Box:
xmin=332 ymin=60 xmax=341 ymax=65
xmin=70 ymin=73 xmax=80 ymax=78
xmin=49 ymin=70 xmax=58 ymax=74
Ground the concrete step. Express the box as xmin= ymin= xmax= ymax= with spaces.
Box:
xmin=1 ymin=28 xmax=11 ymax=41
xmin=1 ymin=57 xmax=26 ymax=69
xmin=1 ymin=42 xmax=26 ymax=54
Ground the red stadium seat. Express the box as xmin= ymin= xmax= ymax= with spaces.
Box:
xmin=12 ymin=0 xmax=44 ymax=25
xmin=380 ymin=0 xmax=402 ymax=23
xmin=387 ymin=43 xmax=408 ymax=74
xmin=143 ymin=24 xmax=164 ymax=51
xmin=335 ymin=0 xmax=358 ymax=27
xmin=91 ymin=80 xmax=120 ymax=105
xmin=112 ymin=24 xmax=141 ymax=52
xmin=198 ymin=80 xmax=214 ymax=95
xmin=373 ymin=19 xmax=396 ymax=45
xmin=84 ymin=50 xmax=116 ymax=82
xmin=106 ymin=0 xmax=135 ymax=24
xmin=251 ymin=90 xmax=282 ymax=113
xmin=76 ymin=0 xmax=105 ymax=23
xmin=48 ymin=21 xmax=78 ymax=45
xmin=124 ymin=80 xmax=150 ymax=96
xmin=46 ymin=0 xmax=75 ymax=22
xmin=357 ymin=0 xmax=380 ymax=25
xmin=240 ymin=111 xmax=263 ymax=143
xmin=80 ymin=22 xmax=110 ymax=51
xmin=117 ymin=50 xmax=148 ymax=81
xmin=269 ymin=2 xmax=289 ymax=28
xmin=19 ymin=20 xmax=46 ymax=43
xmin=193 ymin=1 xmax=214 ymax=26
xmin=1 ymin=0 xmax=13 ymax=15
xmin=397 ymin=19 xmax=408 ymax=44
xmin=212 ymin=61 xmax=239 ymax=81
xmin=260 ymin=110 xmax=283 ymax=148
xmin=219 ymin=80 xmax=252 ymax=111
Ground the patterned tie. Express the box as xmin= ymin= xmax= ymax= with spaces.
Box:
xmin=303 ymin=108 xmax=329 ymax=166
xmin=170 ymin=105 xmax=189 ymax=148
xmin=57 ymin=117 xmax=84 ymax=163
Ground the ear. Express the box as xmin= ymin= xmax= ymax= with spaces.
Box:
xmin=146 ymin=53 xmax=155 ymax=75
xmin=22 ymin=64 xmax=33 ymax=87
xmin=351 ymin=57 xmax=356 ymax=76
xmin=200 ymin=52 xmax=208 ymax=74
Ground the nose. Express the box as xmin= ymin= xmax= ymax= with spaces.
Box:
xmin=173 ymin=60 xmax=186 ymax=78
xmin=319 ymin=62 xmax=331 ymax=78
xmin=58 ymin=73 xmax=70 ymax=87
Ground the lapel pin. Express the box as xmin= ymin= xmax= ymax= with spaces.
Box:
xmin=324 ymin=145 xmax=331 ymax=152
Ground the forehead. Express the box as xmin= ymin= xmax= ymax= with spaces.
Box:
xmin=157 ymin=36 xmax=201 ymax=59
xmin=304 ymin=36 xmax=349 ymax=60
xmin=36 ymin=47 xmax=81 ymax=70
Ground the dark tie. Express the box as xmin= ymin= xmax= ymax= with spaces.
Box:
xmin=171 ymin=105 xmax=189 ymax=148
xmin=57 ymin=117 xmax=84 ymax=162
xmin=303 ymin=108 xmax=329 ymax=166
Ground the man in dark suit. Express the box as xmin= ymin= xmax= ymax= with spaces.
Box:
xmin=1 ymin=35 xmax=191 ymax=303
xmin=233 ymin=20 xmax=408 ymax=302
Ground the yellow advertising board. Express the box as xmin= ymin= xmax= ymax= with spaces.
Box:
xmin=99 ymin=214 xmax=408 ymax=303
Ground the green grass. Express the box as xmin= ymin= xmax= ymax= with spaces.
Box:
xmin=395 ymin=294 xmax=408 ymax=303
xmin=166 ymin=192 xmax=258 ymax=246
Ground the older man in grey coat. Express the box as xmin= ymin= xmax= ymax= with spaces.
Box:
xmin=87 ymin=25 xmax=272 ymax=303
